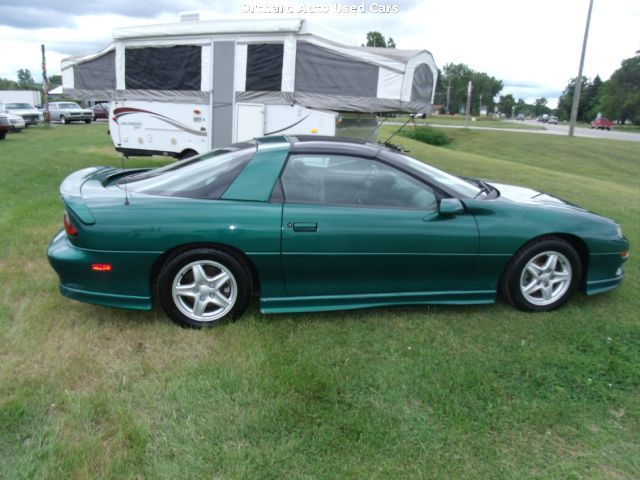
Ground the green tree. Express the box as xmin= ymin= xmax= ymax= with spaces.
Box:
xmin=534 ymin=97 xmax=551 ymax=117
xmin=17 ymin=68 xmax=36 ymax=88
xmin=437 ymin=63 xmax=503 ymax=115
xmin=556 ymin=76 xmax=595 ymax=122
xmin=596 ymin=56 xmax=640 ymax=124
xmin=0 ymin=77 xmax=19 ymax=89
xmin=582 ymin=75 xmax=603 ymax=121
xmin=387 ymin=37 xmax=396 ymax=48
xmin=366 ymin=31 xmax=386 ymax=47
xmin=499 ymin=94 xmax=516 ymax=117
xmin=48 ymin=74 xmax=62 ymax=86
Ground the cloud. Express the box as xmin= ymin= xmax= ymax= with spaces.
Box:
xmin=46 ymin=40 xmax=113 ymax=58
xmin=0 ymin=0 xmax=235 ymax=29
xmin=0 ymin=7 xmax=76 ymax=29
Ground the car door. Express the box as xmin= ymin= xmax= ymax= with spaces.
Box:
xmin=280 ymin=154 xmax=479 ymax=297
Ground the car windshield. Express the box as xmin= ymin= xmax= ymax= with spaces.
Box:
xmin=384 ymin=150 xmax=482 ymax=198
xmin=119 ymin=142 xmax=257 ymax=199
xmin=58 ymin=103 xmax=82 ymax=109
xmin=5 ymin=103 xmax=34 ymax=109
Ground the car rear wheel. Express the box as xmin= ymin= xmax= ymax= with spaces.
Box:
xmin=157 ymin=248 xmax=251 ymax=328
xmin=501 ymin=237 xmax=581 ymax=312
xmin=85 ymin=119 xmax=91 ymax=124
xmin=178 ymin=149 xmax=198 ymax=160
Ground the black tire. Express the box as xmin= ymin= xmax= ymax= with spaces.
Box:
xmin=0 ymin=131 xmax=6 ymax=140
xmin=501 ymin=237 xmax=581 ymax=312
xmin=85 ymin=119 xmax=92 ymax=124
xmin=156 ymin=248 xmax=251 ymax=328
xmin=60 ymin=115 xmax=67 ymax=125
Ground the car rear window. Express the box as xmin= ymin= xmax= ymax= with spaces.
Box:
xmin=119 ymin=142 xmax=256 ymax=199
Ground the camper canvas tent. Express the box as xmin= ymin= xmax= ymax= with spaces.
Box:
xmin=61 ymin=17 xmax=437 ymax=158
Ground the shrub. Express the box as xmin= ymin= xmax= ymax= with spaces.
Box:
xmin=399 ymin=126 xmax=450 ymax=146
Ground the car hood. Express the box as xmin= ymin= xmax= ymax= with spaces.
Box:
xmin=7 ymin=108 xmax=41 ymax=115
xmin=488 ymin=181 xmax=588 ymax=212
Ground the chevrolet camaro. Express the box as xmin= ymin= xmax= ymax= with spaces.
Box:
xmin=48 ymin=136 xmax=629 ymax=327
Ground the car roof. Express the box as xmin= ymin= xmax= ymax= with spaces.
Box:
xmin=286 ymin=135 xmax=381 ymax=158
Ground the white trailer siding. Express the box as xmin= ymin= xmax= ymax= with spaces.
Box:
xmin=0 ymin=90 xmax=40 ymax=106
xmin=109 ymin=100 xmax=210 ymax=157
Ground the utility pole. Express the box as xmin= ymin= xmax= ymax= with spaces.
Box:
xmin=446 ymin=80 xmax=451 ymax=115
xmin=479 ymin=94 xmax=483 ymax=115
xmin=465 ymin=81 xmax=472 ymax=127
xmin=569 ymin=0 xmax=594 ymax=137
xmin=41 ymin=44 xmax=50 ymax=127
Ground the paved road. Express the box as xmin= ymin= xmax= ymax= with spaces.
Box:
xmin=393 ymin=120 xmax=640 ymax=143
xmin=523 ymin=121 xmax=640 ymax=142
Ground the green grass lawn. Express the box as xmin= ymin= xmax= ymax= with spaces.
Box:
xmin=395 ymin=114 xmax=546 ymax=130
xmin=1 ymin=124 xmax=639 ymax=479
xmin=612 ymin=124 xmax=640 ymax=134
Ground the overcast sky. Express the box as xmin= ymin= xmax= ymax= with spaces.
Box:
xmin=0 ymin=0 xmax=638 ymax=107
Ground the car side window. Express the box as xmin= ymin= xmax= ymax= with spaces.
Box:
xmin=281 ymin=154 xmax=437 ymax=209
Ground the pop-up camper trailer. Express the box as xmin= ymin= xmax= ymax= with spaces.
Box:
xmin=61 ymin=16 xmax=437 ymax=158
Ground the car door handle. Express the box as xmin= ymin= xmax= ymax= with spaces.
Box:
xmin=291 ymin=222 xmax=318 ymax=232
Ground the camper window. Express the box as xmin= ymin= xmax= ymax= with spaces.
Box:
xmin=246 ymin=43 xmax=284 ymax=92
xmin=125 ymin=45 xmax=201 ymax=90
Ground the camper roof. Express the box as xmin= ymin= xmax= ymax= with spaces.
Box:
xmin=112 ymin=18 xmax=356 ymax=46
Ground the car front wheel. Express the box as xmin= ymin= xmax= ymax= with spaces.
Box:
xmin=60 ymin=115 xmax=67 ymax=124
xmin=502 ymin=237 xmax=581 ymax=312
xmin=157 ymin=248 xmax=251 ymax=328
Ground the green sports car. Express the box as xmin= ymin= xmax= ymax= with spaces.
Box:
xmin=48 ymin=136 xmax=629 ymax=328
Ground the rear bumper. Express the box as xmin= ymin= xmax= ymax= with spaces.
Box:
xmin=47 ymin=229 xmax=155 ymax=311
xmin=59 ymin=284 xmax=151 ymax=310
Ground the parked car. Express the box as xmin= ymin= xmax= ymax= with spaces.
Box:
xmin=516 ymin=114 xmax=525 ymax=121
xmin=0 ymin=113 xmax=25 ymax=132
xmin=0 ymin=102 xmax=42 ymax=126
xmin=0 ymin=116 xmax=10 ymax=139
xmin=48 ymin=102 xmax=93 ymax=124
xmin=91 ymin=103 xmax=111 ymax=120
xmin=591 ymin=117 xmax=612 ymax=130
xmin=547 ymin=116 xmax=558 ymax=124
xmin=48 ymin=136 xmax=629 ymax=328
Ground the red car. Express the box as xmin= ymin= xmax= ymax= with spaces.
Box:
xmin=91 ymin=103 xmax=110 ymax=120
xmin=0 ymin=116 xmax=11 ymax=140
xmin=591 ymin=118 xmax=612 ymax=130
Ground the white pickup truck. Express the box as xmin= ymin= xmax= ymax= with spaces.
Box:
xmin=0 ymin=102 xmax=43 ymax=126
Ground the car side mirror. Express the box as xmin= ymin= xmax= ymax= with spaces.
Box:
xmin=439 ymin=198 xmax=465 ymax=216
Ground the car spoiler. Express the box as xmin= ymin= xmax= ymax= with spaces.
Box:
xmin=60 ymin=166 xmax=113 ymax=198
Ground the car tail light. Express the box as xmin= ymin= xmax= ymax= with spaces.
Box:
xmin=63 ymin=211 xmax=78 ymax=236
xmin=91 ymin=264 xmax=112 ymax=272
